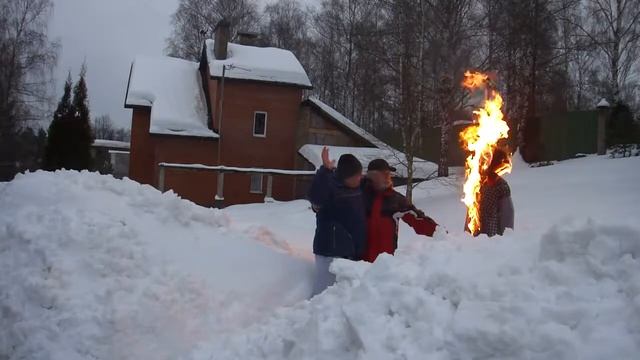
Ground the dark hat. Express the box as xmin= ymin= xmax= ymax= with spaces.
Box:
xmin=336 ymin=154 xmax=363 ymax=180
xmin=367 ymin=159 xmax=397 ymax=173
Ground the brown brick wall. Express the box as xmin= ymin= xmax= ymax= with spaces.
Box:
xmin=213 ymin=80 xmax=303 ymax=204
xmin=129 ymin=106 xmax=221 ymax=207
xmin=128 ymin=76 xmax=381 ymax=206
xmin=154 ymin=135 xmax=219 ymax=206
xmin=129 ymin=108 xmax=155 ymax=186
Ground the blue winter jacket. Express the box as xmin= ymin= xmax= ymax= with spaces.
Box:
xmin=307 ymin=166 xmax=366 ymax=260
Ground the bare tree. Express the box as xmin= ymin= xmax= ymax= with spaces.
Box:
xmin=0 ymin=0 xmax=58 ymax=131
xmin=576 ymin=0 xmax=640 ymax=104
xmin=261 ymin=0 xmax=313 ymax=74
xmin=93 ymin=114 xmax=115 ymax=140
xmin=423 ymin=0 xmax=475 ymax=177
xmin=0 ymin=0 xmax=57 ymax=174
xmin=166 ymin=0 xmax=259 ymax=61
xmin=92 ymin=114 xmax=130 ymax=141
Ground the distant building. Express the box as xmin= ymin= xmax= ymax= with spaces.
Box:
xmin=91 ymin=139 xmax=130 ymax=179
xmin=124 ymin=21 xmax=436 ymax=207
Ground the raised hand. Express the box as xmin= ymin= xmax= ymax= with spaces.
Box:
xmin=321 ymin=146 xmax=336 ymax=170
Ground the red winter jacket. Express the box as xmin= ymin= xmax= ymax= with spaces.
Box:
xmin=363 ymin=186 xmax=438 ymax=263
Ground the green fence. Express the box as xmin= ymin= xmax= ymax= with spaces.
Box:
xmin=540 ymin=110 xmax=598 ymax=161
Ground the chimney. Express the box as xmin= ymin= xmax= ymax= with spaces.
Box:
xmin=214 ymin=19 xmax=231 ymax=60
xmin=237 ymin=31 xmax=259 ymax=46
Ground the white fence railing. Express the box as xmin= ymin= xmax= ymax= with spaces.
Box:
xmin=157 ymin=162 xmax=316 ymax=206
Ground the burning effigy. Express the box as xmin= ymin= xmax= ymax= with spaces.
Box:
xmin=460 ymin=71 xmax=514 ymax=236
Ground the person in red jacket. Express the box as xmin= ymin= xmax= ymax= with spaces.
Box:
xmin=363 ymin=159 xmax=438 ymax=262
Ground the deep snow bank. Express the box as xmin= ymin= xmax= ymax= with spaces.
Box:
xmin=2 ymin=156 xmax=639 ymax=360
xmin=192 ymin=155 xmax=640 ymax=360
xmin=193 ymin=221 xmax=640 ymax=360
xmin=0 ymin=171 xmax=312 ymax=360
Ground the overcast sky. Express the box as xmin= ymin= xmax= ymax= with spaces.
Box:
xmin=49 ymin=0 xmax=319 ymax=130
xmin=50 ymin=0 xmax=178 ymax=128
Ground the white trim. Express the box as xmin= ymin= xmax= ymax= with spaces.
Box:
xmin=250 ymin=173 xmax=264 ymax=194
xmin=253 ymin=111 xmax=268 ymax=138
xmin=158 ymin=162 xmax=316 ymax=175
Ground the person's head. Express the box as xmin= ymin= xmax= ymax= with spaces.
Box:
xmin=367 ymin=159 xmax=395 ymax=191
xmin=487 ymin=147 xmax=511 ymax=177
xmin=336 ymin=154 xmax=363 ymax=188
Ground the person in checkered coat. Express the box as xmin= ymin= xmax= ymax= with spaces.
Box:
xmin=478 ymin=148 xmax=514 ymax=236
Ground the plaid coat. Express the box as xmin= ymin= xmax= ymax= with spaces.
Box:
xmin=478 ymin=176 xmax=514 ymax=236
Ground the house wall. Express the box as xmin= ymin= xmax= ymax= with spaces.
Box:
xmin=129 ymin=76 xmax=379 ymax=206
xmin=129 ymin=108 xmax=155 ymax=186
xmin=154 ymin=136 xmax=218 ymax=206
xmin=129 ymin=107 xmax=220 ymax=207
xmin=211 ymin=79 xmax=305 ymax=205
xmin=296 ymin=105 xmax=372 ymax=148
xmin=293 ymin=104 xmax=373 ymax=198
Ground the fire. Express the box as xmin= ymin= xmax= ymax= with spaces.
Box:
xmin=460 ymin=71 xmax=511 ymax=235
xmin=462 ymin=70 xmax=489 ymax=88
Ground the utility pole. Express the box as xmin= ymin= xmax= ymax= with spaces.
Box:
xmin=215 ymin=65 xmax=230 ymax=207
xmin=216 ymin=64 xmax=229 ymax=165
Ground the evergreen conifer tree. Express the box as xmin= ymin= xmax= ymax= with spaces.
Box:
xmin=44 ymin=65 xmax=95 ymax=171
xmin=69 ymin=64 xmax=94 ymax=170
xmin=44 ymin=73 xmax=74 ymax=170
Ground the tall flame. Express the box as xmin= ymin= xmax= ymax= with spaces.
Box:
xmin=460 ymin=71 xmax=511 ymax=235
xmin=462 ymin=70 xmax=489 ymax=88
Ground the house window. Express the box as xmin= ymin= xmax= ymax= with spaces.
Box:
xmin=250 ymin=174 xmax=263 ymax=193
xmin=253 ymin=111 xmax=267 ymax=137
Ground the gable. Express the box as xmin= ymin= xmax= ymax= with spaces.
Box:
xmin=301 ymin=97 xmax=387 ymax=148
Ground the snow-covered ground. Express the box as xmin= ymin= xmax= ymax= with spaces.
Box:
xmin=0 ymin=172 xmax=312 ymax=359
xmin=1 ymin=155 xmax=639 ymax=359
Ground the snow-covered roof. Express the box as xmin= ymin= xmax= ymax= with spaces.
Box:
xmin=597 ymin=98 xmax=610 ymax=108
xmin=299 ymin=144 xmax=438 ymax=179
xmin=92 ymin=139 xmax=130 ymax=150
xmin=125 ymin=56 xmax=218 ymax=138
xmin=204 ymin=40 xmax=312 ymax=88
xmin=305 ymin=97 xmax=388 ymax=149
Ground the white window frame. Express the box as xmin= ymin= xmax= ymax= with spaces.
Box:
xmin=253 ymin=111 xmax=268 ymax=138
xmin=250 ymin=173 xmax=264 ymax=194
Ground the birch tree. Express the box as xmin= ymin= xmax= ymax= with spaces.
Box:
xmin=0 ymin=0 xmax=57 ymax=175
xmin=578 ymin=0 xmax=640 ymax=104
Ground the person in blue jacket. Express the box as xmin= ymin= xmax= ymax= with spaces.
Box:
xmin=308 ymin=147 xmax=366 ymax=297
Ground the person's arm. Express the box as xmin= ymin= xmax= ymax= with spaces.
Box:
xmin=307 ymin=147 xmax=336 ymax=210
xmin=498 ymin=195 xmax=514 ymax=233
xmin=401 ymin=208 xmax=438 ymax=236
xmin=392 ymin=194 xmax=438 ymax=236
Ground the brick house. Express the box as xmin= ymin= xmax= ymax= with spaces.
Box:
xmin=124 ymin=21 xmax=436 ymax=207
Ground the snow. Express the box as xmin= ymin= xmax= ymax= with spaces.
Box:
xmin=299 ymin=144 xmax=439 ymax=179
xmin=92 ymin=139 xmax=130 ymax=150
xmin=125 ymin=56 xmax=218 ymax=138
xmin=2 ymin=155 xmax=640 ymax=359
xmin=597 ymin=98 xmax=611 ymax=108
xmin=190 ymin=155 xmax=640 ymax=359
xmin=0 ymin=171 xmax=311 ymax=359
xmin=205 ymin=40 xmax=312 ymax=88
xmin=107 ymin=150 xmax=130 ymax=155
xmin=306 ymin=97 xmax=388 ymax=149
